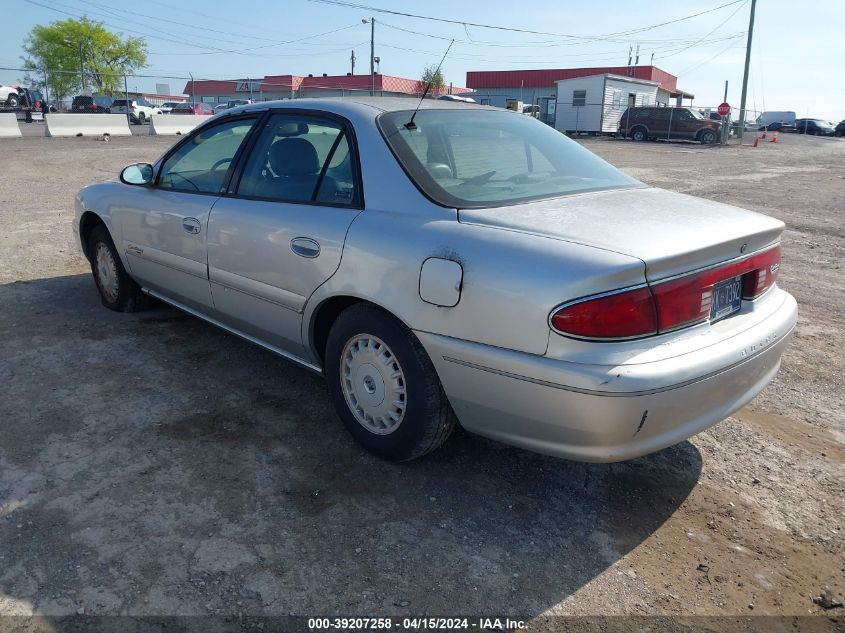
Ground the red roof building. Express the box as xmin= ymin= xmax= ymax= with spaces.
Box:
xmin=182 ymin=74 xmax=471 ymax=103
xmin=465 ymin=65 xmax=693 ymax=108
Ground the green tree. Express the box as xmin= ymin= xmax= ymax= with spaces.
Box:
xmin=416 ymin=65 xmax=446 ymax=97
xmin=21 ymin=17 xmax=147 ymax=102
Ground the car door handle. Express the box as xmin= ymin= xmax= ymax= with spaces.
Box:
xmin=182 ymin=217 xmax=201 ymax=234
xmin=290 ymin=237 xmax=320 ymax=258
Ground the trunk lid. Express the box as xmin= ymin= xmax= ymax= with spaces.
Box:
xmin=458 ymin=187 xmax=784 ymax=281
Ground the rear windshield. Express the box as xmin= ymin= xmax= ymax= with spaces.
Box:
xmin=74 ymin=96 xmax=93 ymax=104
xmin=378 ymin=109 xmax=640 ymax=209
xmin=111 ymin=100 xmax=128 ymax=106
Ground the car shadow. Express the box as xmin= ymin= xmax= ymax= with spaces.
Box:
xmin=0 ymin=274 xmax=702 ymax=624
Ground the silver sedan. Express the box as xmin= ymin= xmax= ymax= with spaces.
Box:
xmin=73 ymin=98 xmax=797 ymax=462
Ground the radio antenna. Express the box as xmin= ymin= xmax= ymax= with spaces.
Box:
xmin=405 ymin=39 xmax=454 ymax=130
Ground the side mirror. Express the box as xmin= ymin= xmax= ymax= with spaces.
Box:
xmin=120 ymin=163 xmax=154 ymax=185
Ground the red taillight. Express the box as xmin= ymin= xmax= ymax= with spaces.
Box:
xmin=551 ymin=287 xmax=658 ymax=339
xmin=551 ymin=245 xmax=781 ymax=340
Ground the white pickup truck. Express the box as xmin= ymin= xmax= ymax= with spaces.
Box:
xmin=0 ymin=85 xmax=22 ymax=107
xmin=109 ymin=98 xmax=162 ymax=124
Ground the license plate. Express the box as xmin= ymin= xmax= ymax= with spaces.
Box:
xmin=711 ymin=276 xmax=743 ymax=321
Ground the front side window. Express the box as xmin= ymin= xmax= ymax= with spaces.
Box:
xmin=378 ymin=109 xmax=640 ymax=209
xmin=572 ymin=90 xmax=586 ymax=107
xmin=236 ymin=113 xmax=358 ymax=205
xmin=158 ymin=118 xmax=256 ymax=194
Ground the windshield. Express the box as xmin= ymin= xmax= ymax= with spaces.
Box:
xmin=687 ymin=109 xmax=705 ymax=119
xmin=378 ymin=109 xmax=640 ymax=209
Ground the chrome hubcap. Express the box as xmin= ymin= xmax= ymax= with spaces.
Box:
xmin=95 ymin=242 xmax=120 ymax=303
xmin=340 ymin=334 xmax=406 ymax=435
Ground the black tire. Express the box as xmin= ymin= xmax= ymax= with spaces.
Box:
xmin=325 ymin=303 xmax=455 ymax=461
xmin=87 ymin=224 xmax=150 ymax=312
xmin=6 ymin=93 xmax=19 ymax=107
xmin=630 ymin=126 xmax=647 ymax=142
xmin=137 ymin=112 xmax=146 ymax=125
xmin=700 ymin=129 xmax=717 ymax=145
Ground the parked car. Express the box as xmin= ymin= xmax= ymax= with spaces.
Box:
xmin=73 ymin=98 xmax=796 ymax=463
xmin=170 ymin=102 xmax=214 ymax=115
xmin=758 ymin=120 xmax=796 ymax=133
xmin=794 ymin=118 xmax=835 ymax=136
xmin=71 ymin=95 xmax=111 ymax=113
xmin=213 ymin=103 xmax=230 ymax=113
xmin=835 ymin=120 xmax=845 ymax=137
xmin=437 ymin=94 xmax=476 ymax=104
xmin=110 ymin=98 xmax=162 ymax=124
xmin=159 ymin=101 xmax=183 ymax=114
xmin=619 ymin=106 xmax=721 ymax=144
xmin=226 ymin=99 xmax=253 ymax=109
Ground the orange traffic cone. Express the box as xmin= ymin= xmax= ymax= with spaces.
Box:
xmin=771 ymin=131 xmax=779 ymax=143
xmin=761 ymin=127 xmax=767 ymax=139
xmin=753 ymin=137 xmax=759 ymax=147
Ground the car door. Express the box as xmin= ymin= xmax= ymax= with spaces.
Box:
xmin=650 ymin=108 xmax=670 ymax=138
xmin=206 ymin=111 xmax=363 ymax=359
xmin=116 ymin=115 xmax=259 ymax=312
xmin=672 ymin=109 xmax=697 ymax=139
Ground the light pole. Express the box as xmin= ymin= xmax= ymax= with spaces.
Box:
xmin=63 ymin=38 xmax=85 ymax=92
xmin=362 ymin=18 xmax=375 ymax=95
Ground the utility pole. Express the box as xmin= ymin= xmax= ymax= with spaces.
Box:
xmin=369 ymin=17 xmax=375 ymax=95
xmin=724 ymin=80 xmax=729 ymax=102
xmin=737 ymin=0 xmax=757 ymax=141
xmin=350 ymin=49 xmax=356 ymax=75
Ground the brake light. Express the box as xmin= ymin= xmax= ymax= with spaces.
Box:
xmin=550 ymin=287 xmax=658 ymax=339
xmin=550 ymin=245 xmax=781 ymax=340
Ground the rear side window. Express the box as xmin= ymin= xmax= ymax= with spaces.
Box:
xmin=378 ymin=109 xmax=639 ymax=209
xmin=236 ymin=113 xmax=358 ymax=206
xmin=158 ymin=118 xmax=256 ymax=194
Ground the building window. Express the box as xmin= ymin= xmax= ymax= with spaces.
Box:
xmin=612 ymin=91 xmax=622 ymax=106
xmin=572 ymin=90 xmax=586 ymax=107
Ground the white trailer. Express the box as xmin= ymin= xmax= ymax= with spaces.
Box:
xmin=553 ymin=74 xmax=660 ymax=134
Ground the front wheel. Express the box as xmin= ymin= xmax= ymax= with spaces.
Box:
xmin=6 ymin=93 xmax=19 ymax=107
xmin=700 ymin=129 xmax=717 ymax=145
xmin=88 ymin=224 xmax=150 ymax=312
xmin=137 ymin=112 xmax=146 ymax=125
xmin=325 ymin=303 xmax=455 ymax=461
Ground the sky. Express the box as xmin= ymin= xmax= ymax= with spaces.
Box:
xmin=1 ymin=0 xmax=843 ymax=122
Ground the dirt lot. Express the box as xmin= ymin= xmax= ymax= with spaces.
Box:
xmin=0 ymin=129 xmax=843 ymax=630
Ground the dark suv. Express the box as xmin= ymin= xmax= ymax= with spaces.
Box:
xmin=71 ymin=95 xmax=112 ymax=113
xmin=619 ymin=106 xmax=721 ymax=144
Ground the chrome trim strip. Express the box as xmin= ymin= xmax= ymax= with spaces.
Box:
xmin=209 ymin=267 xmax=306 ymax=313
xmin=124 ymin=242 xmax=208 ymax=281
xmin=143 ymin=288 xmax=323 ymax=374
xmin=442 ymin=324 xmax=792 ymax=398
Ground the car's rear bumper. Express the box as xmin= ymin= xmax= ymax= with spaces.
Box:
xmin=417 ymin=288 xmax=797 ymax=462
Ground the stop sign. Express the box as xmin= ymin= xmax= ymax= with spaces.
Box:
xmin=717 ymin=102 xmax=731 ymax=116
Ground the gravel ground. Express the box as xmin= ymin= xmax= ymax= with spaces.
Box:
xmin=0 ymin=129 xmax=842 ymax=630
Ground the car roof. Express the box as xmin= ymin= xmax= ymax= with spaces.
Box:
xmin=225 ymin=96 xmax=500 ymax=118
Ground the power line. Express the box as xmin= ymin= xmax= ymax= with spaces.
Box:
xmin=309 ymin=0 xmax=747 ymax=42
xmin=656 ymin=0 xmax=749 ymax=59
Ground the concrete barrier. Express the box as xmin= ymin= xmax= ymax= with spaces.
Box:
xmin=45 ymin=113 xmax=132 ymax=137
xmin=0 ymin=113 xmax=21 ymax=138
xmin=149 ymin=114 xmax=211 ymax=136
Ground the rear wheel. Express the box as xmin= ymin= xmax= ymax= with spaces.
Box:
xmin=137 ymin=112 xmax=146 ymax=125
xmin=88 ymin=224 xmax=150 ymax=312
xmin=325 ymin=303 xmax=455 ymax=461
xmin=700 ymin=129 xmax=717 ymax=145
xmin=630 ymin=126 xmax=647 ymax=142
